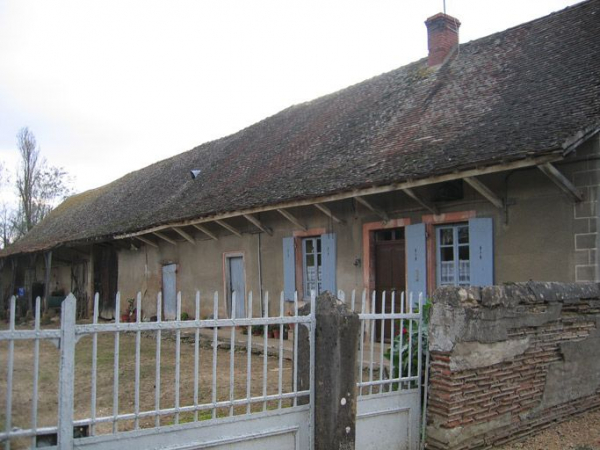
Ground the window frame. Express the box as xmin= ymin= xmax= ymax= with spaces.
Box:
xmin=435 ymin=223 xmax=471 ymax=287
xmin=301 ymin=236 xmax=322 ymax=299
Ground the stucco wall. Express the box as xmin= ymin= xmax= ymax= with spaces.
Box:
xmin=427 ymin=282 xmax=600 ymax=450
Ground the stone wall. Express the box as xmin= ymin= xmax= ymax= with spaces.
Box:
xmin=426 ymin=282 xmax=600 ymax=450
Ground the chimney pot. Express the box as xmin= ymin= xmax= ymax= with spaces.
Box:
xmin=425 ymin=13 xmax=461 ymax=67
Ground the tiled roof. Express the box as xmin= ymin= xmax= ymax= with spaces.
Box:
xmin=3 ymin=0 xmax=599 ymax=255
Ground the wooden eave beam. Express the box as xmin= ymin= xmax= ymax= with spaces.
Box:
xmin=115 ymin=154 xmax=562 ymax=240
xmin=172 ymin=227 xmax=196 ymax=244
xmin=354 ymin=196 xmax=389 ymax=221
xmin=464 ymin=177 xmax=504 ymax=209
xmin=401 ymin=188 xmax=438 ymax=215
xmin=215 ymin=220 xmax=243 ymax=237
xmin=136 ymin=236 xmax=159 ymax=248
xmin=537 ymin=163 xmax=583 ymax=202
xmin=243 ymin=214 xmax=273 ymax=236
xmin=277 ymin=209 xmax=307 ymax=231
xmin=314 ymin=203 xmax=346 ymax=224
xmin=192 ymin=224 xmax=218 ymax=240
xmin=154 ymin=231 xmax=177 ymax=246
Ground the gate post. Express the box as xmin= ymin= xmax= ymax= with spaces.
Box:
xmin=299 ymin=292 xmax=360 ymax=450
xmin=58 ymin=294 xmax=77 ymax=449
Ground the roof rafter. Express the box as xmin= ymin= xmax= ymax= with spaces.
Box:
xmin=401 ymin=188 xmax=438 ymax=215
xmin=172 ymin=227 xmax=196 ymax=244
xmin=277 ymin=209 xmax=307 ymax=231
xmin=243 ymin=214 xmax=273 ymax=236
xmin=464 ymin=177 xmax=504 ymax=209
xmin=192 ymin=224 xmax=218 ymax=240
xmin=115 ymin=154 xmax=561 ymax=240
xmin=136 ymin=236 xmax=159 ymax=248
xmin=215 ymin=220 xmax=243 ymax=237
xmin=154 ymin=231 xmax=177 ymax=246
xmin=537 ymin=162 xmax=583 ymax=202
xmin=314 ymin=203 xmax=346 ymax=224
xmin=354 ymin=196 xmax=389 ymax=221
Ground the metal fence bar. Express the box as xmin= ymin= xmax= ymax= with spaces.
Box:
xmin=292 ymin=291 xmax=299 ymax=408
xmin=57 ymin=294 xmax=77 ymax=448
xmin=262 ymin=291 xmax=269 ymax=412
xmin=389 ymin=291 xmax=396 ymax=393
xmin=194 ymin=291 xmax=200 ymax=422
xmin=154 ymin=292 xmax=162 ymax=427
xmin=91 ymin=293 xmax=99 ymax=434
xmin=4 ymin=296 xmax=15 ymax=450
xmin=278 ymin=292 xmax=284 ymax=410
xmin=211 ymin=292 xmax=218 ymax=420
xmin=379 ymin=291 xmax=386 ymax=389
xmin=309 ymin=290 xmax=316 ymax=450
xmin=408 ymin=293 xmax=413 ymax=379
xmin=246 ymin=292 xmax=253 ymax=415
xmin=112 ymin=292 xmax=121 ymax=433
xmin=229 ymin=291 xmax=236 ymax=417
xmin=30 ymin=297 xmax=41 ymax=449
xmin=359 ymin=290 xmax=366 ymax=396
xmin=369 ymin=291 xmax=376 ymax=395
xmin=134 ymin=292 xmax=142 ymax=429
xmin=175 ymin=292 xmax=182 ymax=424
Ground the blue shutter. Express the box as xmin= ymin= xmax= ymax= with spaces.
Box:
xmin=283 ymin=237 xmax=295 ymax=302
xmin=321 ymin=233 xmax=337 ymax=295
xmin=469 ymin=218 xmax=494 ymax=286
xmin=406 ymin=223 xmax=427 ymax=302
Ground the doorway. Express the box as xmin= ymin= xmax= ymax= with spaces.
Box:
xmin=374 ymin=228 xmax=406 ymax=342
xmin=225 ymin=255 xmax=246 ymax=318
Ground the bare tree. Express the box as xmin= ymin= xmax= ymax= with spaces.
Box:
xmin=13 ymin=127 xmax=72 ymax=239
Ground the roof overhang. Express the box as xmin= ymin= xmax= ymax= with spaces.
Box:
xmin=116 ymin=152 xmax=564 ymax=241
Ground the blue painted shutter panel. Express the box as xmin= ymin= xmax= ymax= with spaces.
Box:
xmin=406 ymin=223 xmax=427 ymax=301
xmin=321 ymin=233 xmax=337 ymax=295
xmin=469 ymin=218 xmax=494 ymax=286
xmin=283 ymin=237 xmax=295 ymax=302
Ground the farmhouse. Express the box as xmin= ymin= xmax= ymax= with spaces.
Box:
xmin=1 ymin=0 xmax=599 ymax=322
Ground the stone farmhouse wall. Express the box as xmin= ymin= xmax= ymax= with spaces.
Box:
xmin=426 ymin=282 xmax=600 ymax=450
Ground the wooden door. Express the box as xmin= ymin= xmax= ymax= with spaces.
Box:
xmin=226 ymin=256 xmax=246 ymax=318
xmin=375 ymin=235 xmax=406 ymax=342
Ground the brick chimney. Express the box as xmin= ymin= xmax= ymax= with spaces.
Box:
xmin=425 ymin=13 xmax=461 ymax=67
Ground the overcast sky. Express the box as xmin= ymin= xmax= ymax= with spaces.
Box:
xmin=0 ymin=0 xmax=583 ymax=199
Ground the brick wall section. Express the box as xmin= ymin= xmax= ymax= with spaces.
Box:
xmin=426 ymin=282 xmax=600 ymax=450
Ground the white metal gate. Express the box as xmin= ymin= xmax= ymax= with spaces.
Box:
xmin=0 ymin=291 xmax=315 ymax=450
xmin=344 ymin=290 xmax=424 ymax=450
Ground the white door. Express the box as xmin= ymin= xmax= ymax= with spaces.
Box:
xmin=226 ymin=256 xmax=246 ymax=318
xmin=162 ymin=264 xmax=177 ymax=320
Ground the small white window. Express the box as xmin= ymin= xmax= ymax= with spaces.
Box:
xmin=302 ymin=237 xmax=322 ymax=298
xmin=436 ymin=224 xmax=470 ymax=286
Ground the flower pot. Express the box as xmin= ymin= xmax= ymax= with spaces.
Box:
xmin=273 ymin=329 xmax=280 ymax=339
xmin=120 ymin=314 xmax=130 ymax=323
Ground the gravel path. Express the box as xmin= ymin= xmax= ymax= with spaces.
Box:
xmin=496 ymin=408 xmax=600 ymax=450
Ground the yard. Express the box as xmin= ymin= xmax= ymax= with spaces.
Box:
xmin=0 ymin=319 xmax=293 ymax=449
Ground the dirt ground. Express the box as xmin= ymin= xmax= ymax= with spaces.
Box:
xmin=0 ymin=322 xmax=293 ymax=448
xmin=495 ymin=408 xmax=600 ymax=450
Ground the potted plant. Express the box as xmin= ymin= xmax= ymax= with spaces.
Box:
xmin=251 ymin=325 xmax=263 ymax=336
xmin=272 ymin=327 xmax=280 ymax=339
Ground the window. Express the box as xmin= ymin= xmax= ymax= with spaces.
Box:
xmin=302 ymin=237 xmax=322 ymax=297
xmin=436 ymin=224 xmax=470 ymax=286
xmin=283 ymin=233 xmax=336 ymax=302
